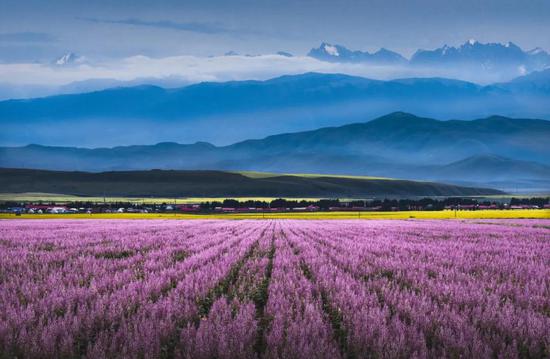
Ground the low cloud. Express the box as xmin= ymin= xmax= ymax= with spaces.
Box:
xmin=79 ymin=17 xmax=242 ymax=35
xmin=0 ymin=53 xmax=523 ymax=100
xmin=0 ymin=54 xmax=411 ymax=86
xmin=0 ymin=32 xmax=56 ymax=43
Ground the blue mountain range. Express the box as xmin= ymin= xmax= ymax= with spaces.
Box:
xmin=1 ymin=71 xmax=549 ymax=147
xmin=2 ymin=112 xmax=549 ymax=191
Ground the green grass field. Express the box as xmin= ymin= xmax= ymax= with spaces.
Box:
xmin=0 ymin=192 xmax=323 ymax=204
xmin=236 ymin=171 xmax=395 ymax=181
xmin=1 ymin=168 xmax=502 ymax=199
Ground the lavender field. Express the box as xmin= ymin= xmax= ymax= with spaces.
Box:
xmin=0 ymin=219 xmax=549 ymax=358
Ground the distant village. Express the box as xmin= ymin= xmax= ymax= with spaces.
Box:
xmin=2 ymin=197 xmax=548 ymax=215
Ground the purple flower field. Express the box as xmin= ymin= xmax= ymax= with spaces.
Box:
xmin=1 ymin=219 xmax=549 ymax=358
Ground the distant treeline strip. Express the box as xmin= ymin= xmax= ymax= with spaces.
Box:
xmin=3 ymin=197 xmax=548 ymax=213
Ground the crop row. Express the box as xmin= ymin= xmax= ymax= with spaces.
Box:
xmin=0 ymin=219 xmax=548 ymax=358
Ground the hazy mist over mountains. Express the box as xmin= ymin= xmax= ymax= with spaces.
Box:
xmin=1 ymin=40 xmax=549 ymax=100
xmin=2 ymin=37 xmax=549 ymax=193
xmin=1 ymin=0 xmax=550 ymax=195
xmin=2 ymin=112 xmax=549 ymax=192
xmin=2 ymin=71 xmax=549 ymax=147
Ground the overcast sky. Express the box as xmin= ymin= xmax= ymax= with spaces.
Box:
xmin=1 ymin=0 xmax=549 ymax=62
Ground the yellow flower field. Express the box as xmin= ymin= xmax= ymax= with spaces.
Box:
xmin=1 ymin=209 xmax=548 ymax=220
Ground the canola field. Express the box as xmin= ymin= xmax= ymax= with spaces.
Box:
xmin=1 ymin=209 xmax=549 ymax=220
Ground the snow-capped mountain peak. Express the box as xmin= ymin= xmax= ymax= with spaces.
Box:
xmin=54 ymin=52 xmax=85 ymax=66
xmin=528 ymin=47 xmax=545 ymax=55
xmin=308 ymin=42 xmax=406 ymax=64
xmin=323 ymin=43 xmax=340 ymax=56
xmin=305 ymin=40 xmax=549 ymax=77
xmin=410 ymin=40 xmax=549 ymax=74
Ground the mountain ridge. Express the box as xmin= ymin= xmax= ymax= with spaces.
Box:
xmin=2 ymin=72 xmax=550 ymax=147
xmin=308 ymin=42 xmax=407 ymax=64
xmin=308 ymin=40 xmax=550 ymax=72
xmin=2 ymin=112 xmax=549 ymax=191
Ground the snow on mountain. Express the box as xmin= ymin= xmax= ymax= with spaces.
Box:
xmin=410 ymin=40 xmax=549 ymax=73
xmin=371 ymin=48 xmax=407 ymax=63
xmin=307 ymin=40 xmax=550 ymax=75
xmin=308 ymin=42 xmax=406 ymax=64
xmin=528 ymin=47 xmax=545 ymax=55
xmin=53 ymin=52 xmax=86 ymax=66
xmin=526 ymin=47 xmax=550 ymax=70
xmin=323 ymin=44 xmax=340 ymax=56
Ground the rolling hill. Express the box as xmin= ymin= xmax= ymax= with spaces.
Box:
xmin=0 ymin=168 xmax=503 ymax=198
xmin=1 ymin=112 xmax=549 ymax=191
xmin=1 ymin=72 xmax=549 ymax=147
xmin=430 ymin=155 xmax=550 ymax=182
